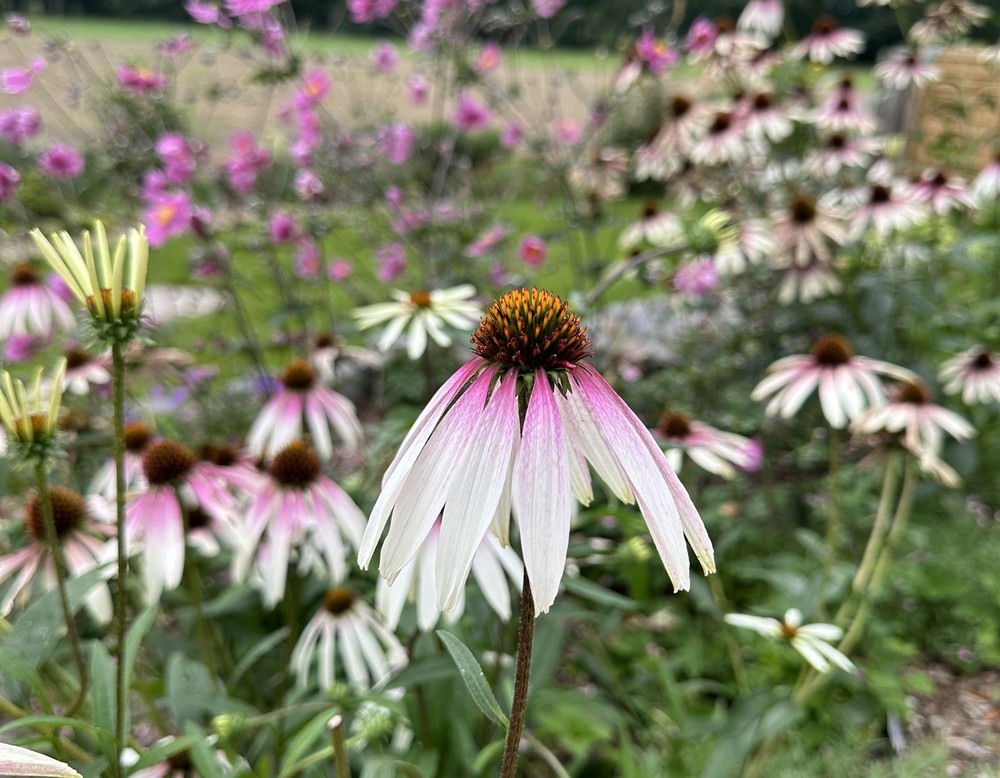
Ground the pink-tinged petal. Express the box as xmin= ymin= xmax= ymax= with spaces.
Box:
xmin=0 ymin=550 xmax=41 ymax=615
xmin=416 ymin=537 xmax=440 ymax=630
xmin=470 ymin=539 xmax=513 ymax=621
xmin=818 ymin=369 xmax=847 ymax=428
xmin=358 ymin=358 xmax=485 ymax=567
xmin=436 ymin=374 xmax=519 ymax=611
xmin=309 ymin=496 xmax=349 ymax=583
xmin=770 ymin=369 xmax=820 ymax=419
xmin=304 ymin=393 xmax=333 ymax=459
xmin=0 ymin=546 xmax=34 ymax=582
xmin=489 ymin=436 xmax=517 ymax=546
xmin=246 ymin=395 xmax=283 ymax=457
xmin=513 ymin=372 xmax=571 ymax=615
xmin=291 ymin=613 xmax=324 ymax=686
xmin=557 ymin=384 xmax=634 ymax=503
xmin=574 ymin=369 xmax=693 ymax=590
xmin=142 ymin=488 xmax=185 ymax=603
xmin=270 ymin=393 xmax=304 ymax=457
xmin=263 ymin=501 xmax=294 ymax=607
xmin=352 ymin=613 xmax=391 ymax=682
xmin=0 ymin=742 xmax=81 ymax=777
xmin=316 ymin=388 xmax=364 ymax=450
xmin=317 ymin=479 xmax=367 ymax=548
xmin=376 ymin=369 xmax=496 ymax=578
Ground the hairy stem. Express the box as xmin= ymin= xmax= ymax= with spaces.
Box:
xmin=112 ymin=342 xmax=129 ymax=778
xmin=499 ymin=570 xmax=535 ymax=778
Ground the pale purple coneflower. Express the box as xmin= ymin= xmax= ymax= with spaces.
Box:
xmin=690 ymin=111 xmax=750 ymax=166
xmin=752 ymin=334 xmax=915 ymax=429
xmin=247 ymin=358 xmax=363 ymax=460
xmin=740 ymin=92 xmax=795 ymax=143
xmin=852 ymin=380 xmax=974 ymax=486
xmin=714 ymin=217 xmax=774 ymax=275
xmin=875 ymin=47 xmax=941 ymax=90
xmin=235 ymin=441 xmax=366 ymax=607
xmin=618 ymin=202 xmax=683 ymax=251
xmin=126 ymin=439 xmax=240 ymax=603
xmin=805 ymin=133 xmax=879 ymax=178
xmin=291 ymin=587 xmax=407 ymax=691
xmin=811 ymin=81 xmax=876 ymax=134
xmin=911 ymin=169 xmax=975 ymax=216
xmin=635 ymin=95 xmax=710 ymax=180
xmin=653 ymin=412 xmax=761 ymax=479
xmin=61 ymin=347 xmax=112 ymax=395
xmin=738 ymin=0 xmax=784 ymax=39
xmin=358 ymin=288 xmax=715 ymax=616
xmin=90 ymin=421 xmax=152 ymax=500
xmin=0 ymin=263 xmax=75 ymax=340
xmin=970 ymin=149 xmax=1000 ymax=202
xmin=376 ymin=519 xmax=523 ymax=631
xmin=772 ymin=192 xmax=847 ymax=267
xmin=776 ymin=255 xmax=843 ymax=305
xmin=847 ymin=181 xmax=924 ymax=238
xmin=940 ymin=348 xmax=1000 ymax=404
xmin=0 ymin=486 xmax=115 ymax=623
xmin=792 ymin=16 xmax=864 ymax=64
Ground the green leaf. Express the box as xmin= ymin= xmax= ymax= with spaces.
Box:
xmin=0 ymin=647 xmax=49 ymax=702
xmin=436 ymin=630 xmax=509 ymax=730
xmin=278 ymin=710 xmax=336 ymax=776
xmin=125 ymin=735 xmax=197 ymax=773
xmin=88 ymin=640 xmax=117 ymax=766
xmin=562 ymin=575 xmax=637 ymax=610
xmin=228 ymin=627 xmax=289 ymax=691
xmin=0 ymin=716 xmax=99 ymax=735
xmin=185 ymin=722 xmax=224 ymax=778
xmin=472 ymin=739 xmax=505 ymax=775
xmin=123 ymin=606 xmax=157 ymax=734
xmin=2 ymin=568 xmax=106 ymax=667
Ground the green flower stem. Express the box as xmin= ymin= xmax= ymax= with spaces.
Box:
xmin=328 ymin=714 xmax=350 ymax=778
xmin=708 ymin=574 xmax=749 ymax=694
xmin=178 ymin=503 xmax=219 ymax=684
xmin=220 ymin=260 xmax=270 ymax=388
xmin=525 ymin=732 xmax=571 ymax=778
xmin=817 ymin=426 xmax=842 ymax=616
xmin=499 ymin=570 xmax=535 ymax=778
xmin=112 ymin=341 xmax=129 ymax=778
xmin=33 ymin=464 xmax=88 ymax=714
xmin=0 ymin=694 xmax=93 ymax=763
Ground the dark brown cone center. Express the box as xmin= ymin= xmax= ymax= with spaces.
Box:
xmin=810 ymin=334 xmax=854 ymax=365
xmin=281 ymin=359 xmax=317 ymax=391
xmin=143 ymin=439 xmax=196 ymax=485
xmin=322 ymin=587 xmax=356 ymax=615
xmin=270 ymin=441 xmax=321 ymax=488
xmin=27 ymin=486 xmax=87 ymax=542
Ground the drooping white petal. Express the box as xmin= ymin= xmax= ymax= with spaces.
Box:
xmin=513 ymin=372 xmax=572 ymax=615
xmin=0 ymin=742 xmax=81 ymax=777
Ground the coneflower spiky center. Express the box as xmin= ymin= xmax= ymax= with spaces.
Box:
xmin=409 ymin=291 xmax=432 ymax=307
xmin=64 ymin=348 xmax=92 ymax=370
xmin=198 ymin=443 xmax=238 ymax=467
xmin=270 ymin=441 xmax=321 ymax=488
xmin=472 ymin=288 xmax=592 ymax=372
xmin=123 ymin=422 xmax=153 ymax=453
xmin=790 ymin=194 xmax=817 ymax=225
xmin=829 ymin=133 xmax=846 ymax=150
xmin=658 ymin=412 xmax=692 ymax=438
xmin=814 ymin=16 xmax=837 ymax=35
xmin=281 ymin=359 xmax=317 ymax=391
xmin=314 ymin=332 xmax=336 ymax=350
xmin=322 ymin=587 xmax=356 ymax=615
xmin=642 ymin=201 xmax=659 ymax=219
xmin=670 ymin=95 xmax=692 ymax=119
xmin=11 ymin=263 xmax=40 ymax=286
xmin=709 ymin=112 xmax=731 ymax=134
xmin=27 ymin=486 xmax=87 ymax=542
xmin=810 ymin=334 xmax=854 ymax=365
xmin=973 ymin=351 xmax=995 ymax=370
xmin=752 ymin=93 xmax=773 ymax=111
xmin=871 ymin=184 xmax=891 ymax=204
xmin=143 ymin=439 xmax=196 ymax=485
xmin=897 ymin=381 xmax=931 ymax=405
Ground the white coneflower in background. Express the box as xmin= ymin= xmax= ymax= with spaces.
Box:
xmin=772 ymin=192 xmax=847 ymax=267
xmin=618 ymin=203 xmax=684 ymax=251
xmin=875 ymin=47 xmax=941 ymax=90
xmin=792 ymin=16 xmax=865 ymax=64
xmin=291 ymin=587 xmax=407 ymax=691
xmin=652 ymin=411 xmax=762 ymax=479
xmin=353 ymin=284 xmax=482 ymax=361
xmin=738 ymin=0 xmax=784 ymax=39
xmin=725 ymin=608 xmax=855 ymax=673
xmin=0 ymin=263 xmax=75 ymax=341
xmin=940 ymin=347 xmax=1000 ymax=404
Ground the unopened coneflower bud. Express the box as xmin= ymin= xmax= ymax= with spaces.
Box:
xmin=142 ymin=439 xmax=196 ymax=485
xmin=27 ymin=486 xmax=88 ymax=542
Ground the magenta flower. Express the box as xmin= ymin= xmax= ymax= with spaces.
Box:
xmin=465 ymin=222 xmax=506 ymax=257
xmin=116 ymin=65 xmax=166 ymax=93
xmin=519 ymin=235 xmax=548 ymax=268
xmin=0 ymin=161 xmax=21 ymax=201
xmin=348 ymin=0 xmax=397 ymax=23
xmin=376 ymin=241 xmax=407 ymax=282
xmin=269 ymin=212 xmax=299 ymax=244
xmin=0 ymin=106 xmax=40 ymax=144
xmin=144 ymin=191 xmax=192 ymax=247
xmin=673 ymin=259 xmax=719 ymax=296
xmin=685 ymin=17 xmax=718 ymax=57
xmin=1 ymin=57 xmax=44 ymax=94
xmin=452 ymin=94 xmax=492 ymax=132
xmin=155 ymin=133 xmax=196 ymax=184
xmin=293 ymin=69 xmax=330 ymax=110
xmin=408 ymin=74 xmax=429 ymax=105
xmin=38 ymin=143 xmax=85 ymax=179
xmin=294 ymin=238 xmax=321 ymax=279
xmin=294 ymin=168 xmax=324 ymax=201
xmin=358 ymin=288 xmax=714 ymax=616
xmin=500 ymin=123 xmax=524 ymax=148
xmin=554 ymin=118 xmax=582 ymax=145
xmin=636 ymin=27 xmax=677 ymax=74
xmin=185 ymin=0 xmax=232 ymax=26
xmin=370 ymin=41 xmax=398 ymax=72
xmin=224 ymin=132 xmax=271 ymax=194
xmin=475 ymin=41 xmax=502 ymax=72
xmin=377 ymin=123 xmax=416 ymax=165
xmin=531 ymin=0 xmax=565 ymax=19
xmin=224 ymin=0 xmax=283 ymax=15
xmin=329 ymin=259 xmax=354 ymax=281
xmin=247 ymin=359 xmax=363 ymax=460
xmin=236 ymin=441 xmax=367 ymax=606
xmin=5 ymin=12 xmax=30 ymax=34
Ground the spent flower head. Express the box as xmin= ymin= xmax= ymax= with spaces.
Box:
xmin=30 ymin=221 xmax=149 ymax=345
xmin=0 ymin=358 xmax=66 ymax=465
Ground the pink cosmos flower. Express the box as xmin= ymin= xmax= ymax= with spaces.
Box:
xmin=294 ymin=238 xmax=320 ymax=278
xmin=294 ymin=168 xmax=324 ymax=200
xmin=5 ymin=12 xmax=30 ymax=34
xmin=358 ymin=288 xmax=715 ymax=616
xmin=126 ymin=439 xmax=241 ymax=602
xmin=38 ymin=143 xmax=84 ymax=179
xmin=144 ymin=191 xmax=192 ymax=247
xmin=554 ymin=118 xmax=582 ymax=145
xmin=0 ymin=107 xmax=40 ymax=144
xmin=1 ymin=57 xmax=45 ymax=94
xmin=452 ymin=94 xmax=492 ymax=132
xmin=155 ymin=133 xmax=196 ymax=184
xmin=269 ymin=212 xmax=299 ymax=244
xmin=376 ymin=241 xmax=406 ymax=281
xmin=500 ymin=123 xmax=524 ymax=148
xmin=157 ymin=33 xmax=198 ymax=57
xmin=376 ymin=520 xmax=523 ymax=631
xmin=475 ymin=42 xmax=502 ymax=72
xmin=685 ymin=17 xmax=718 ymax=58
xmin=752 ymin=334 xmax=915 ymax=429
xmin=939 ymin=348 xmax=1000 ymax=405
xmin=0 ymin=263 xmax=75 ymax=340
xmin=236 ymin=442 xmax=367 ymax=607
xmin=117 ymin=65 xmax=166 ymax=93
xmin=327 ymin=259 xmax=353 ymax=282
xmin=292 ymin=587 xmax=407 ymax=691
xmin=293 ymin=69 xmax=329 ymax=110
xmin=793 ymin=16 xmax=864 ymax=64
xmin=185 ymin=0 xmax=232 ymax=26
xmin=348 ymin=0 xmax=397 ymax=23
xmin=0 ymin=486 xmax=115 ymax=623
xmin=673 ymin=259 xmax=719 ymax=296
xmin=224 ymin=132 xmax=271 ymax=195
xmin=377 ymin=123 xmax=416 ymax=165
xmin=247 ymin=359 xmax=363 ymax=460
xmin=531 ymin=0 xmax=565 ymax=18
xmin=635 ymin=27 xmax=677 ymax=74
xmin=466 ymin=222 xmax=506 ymax=257
xmin=225 ymin=0 xmax=283 ymax=15
xmin=519 ymin=235 xmax=548 ymax=268
xmin=370 ymin=42 xmax=398 ymax=73
xmin=408 ymin=74 xmax=429 ymax=106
